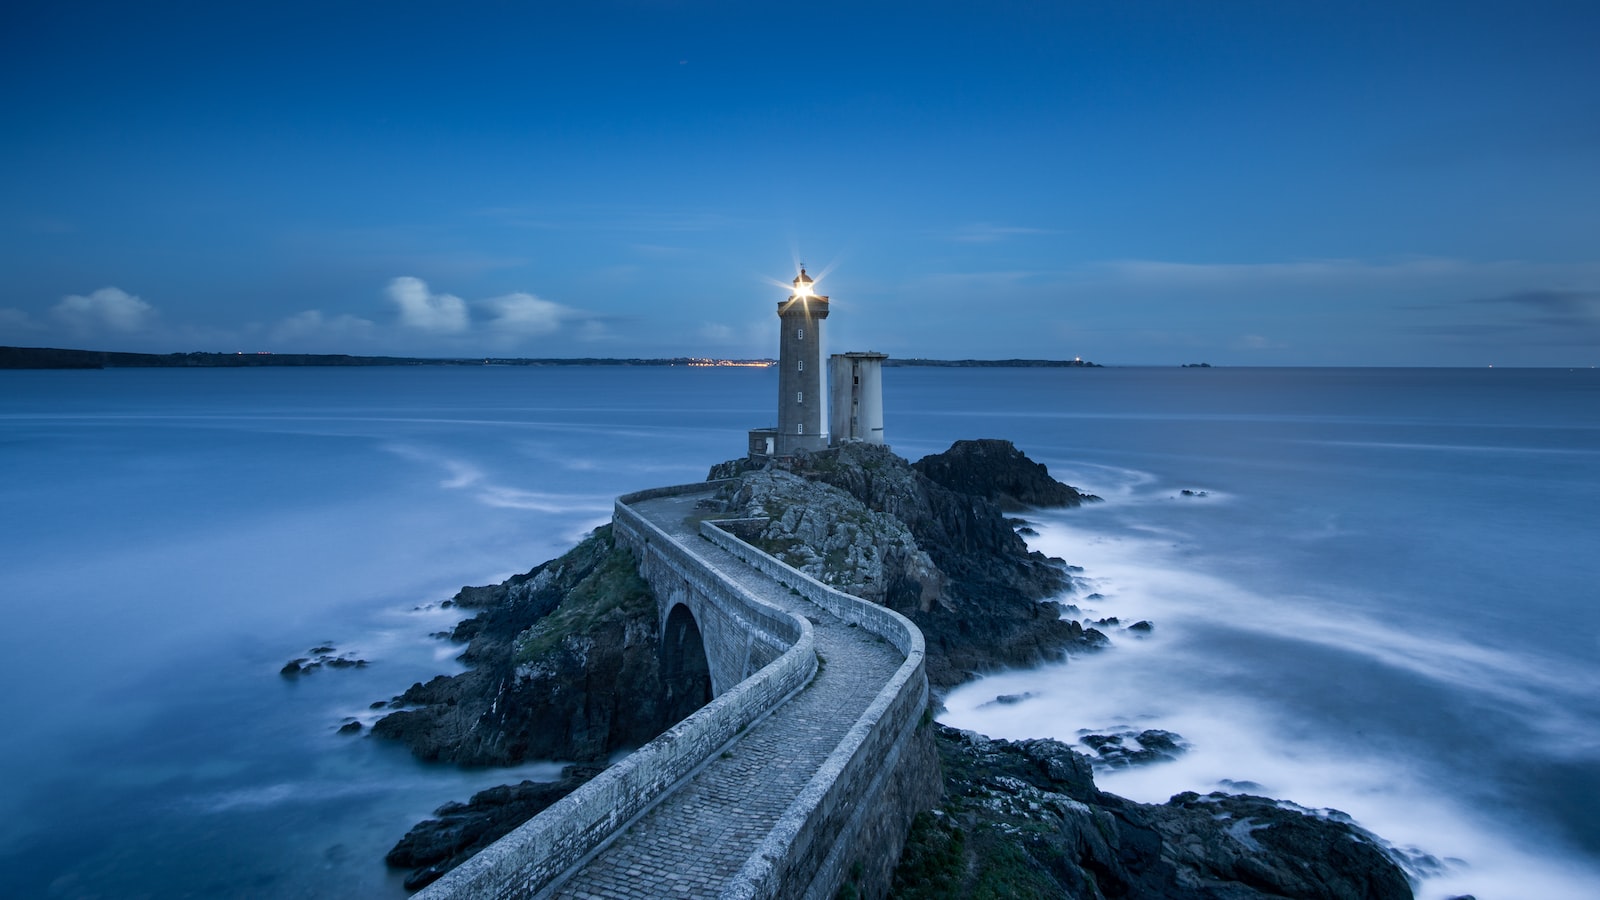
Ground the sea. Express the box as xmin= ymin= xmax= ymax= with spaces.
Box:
xmin=0 ymin=365 xmax=1595 ymax=899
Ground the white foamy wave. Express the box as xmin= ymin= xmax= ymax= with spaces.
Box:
xmin=943 ymin=514 xmax=1600 ymax=899
xmin=1027 ymin=518 xmax=1600 ymax=737
xmin=1037 ymin=460 xmax=1158 ymax=503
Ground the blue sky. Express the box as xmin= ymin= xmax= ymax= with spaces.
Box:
xmin=2 ymin=1 xmax=1597 ymax=365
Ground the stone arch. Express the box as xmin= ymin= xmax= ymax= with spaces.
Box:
xmin=660 ymin=602 xmax=713 ymax=722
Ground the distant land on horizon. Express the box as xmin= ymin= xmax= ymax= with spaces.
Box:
xmin=0 ymin=346 xmax=1105 ymax=371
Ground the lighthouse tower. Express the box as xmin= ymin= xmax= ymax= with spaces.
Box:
xmin=775 ymin=267 xmax=829 ymax=454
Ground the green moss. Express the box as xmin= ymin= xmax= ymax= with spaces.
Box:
xmin=893 ymin=813 xmax=1060 ymax=899
xmin=889 ymin=812 xmax=966 ymax=898
xmin=513 ymin=539 xmax=654 ymax=665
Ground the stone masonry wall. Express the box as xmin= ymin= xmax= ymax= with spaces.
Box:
xmin=703 ymin=520 xmax=939 ymax=900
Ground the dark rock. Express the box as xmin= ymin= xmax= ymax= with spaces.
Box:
xmin=1127 ymin=619 xmax=1154 ymax=633
xmin=912 ymin=439 xmax=1099 ymax=510
xmin=1134 ymin=729 xmax=1183 ymax=756
xmin=386 ymin=767 xmax=601 ymax=889
xmin=280 ymin=659 xmax=308 ymax=676
xmin=1079 ymin=728 xmax=1189 ymax=767
xmin=309 ymin=645 xmax=336 ymax=655
xmin=1180 ymin=489 xmax=1209 ymax=497
xmin=369 ymin=700 xmax=389 ymax=710
xmin=891 ymin=725 xmax=1412 ymax=900
xmin=337 ymin=720 xmax=363 ymax=735
xmin=1094 ymin=616 xmax=1121 ymax=627
xmin=707 ymin=456 xmax=760 ymax=481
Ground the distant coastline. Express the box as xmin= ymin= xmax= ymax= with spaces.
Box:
xmin=1 ymin=346 xmax=1101 ymax=370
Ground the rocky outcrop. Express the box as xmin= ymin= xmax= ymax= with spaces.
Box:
xmin=718 ymin=467 xmax=936 ymax=606
xmin=714 ymin=442 xmax=1104 ymax=689
xmin=913 ymin=438 xmax=1099 ymax=511
xmin=372 ymin=525 xmax=706 ymax=765
xmin=891 ymin=725 xmax=1413 ymax=900
xmin=386 ymin=766 xmax=603 ymax=891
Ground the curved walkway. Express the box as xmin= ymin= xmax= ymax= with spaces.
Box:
xmin=547 ymin=491 xmax=904 ymax=899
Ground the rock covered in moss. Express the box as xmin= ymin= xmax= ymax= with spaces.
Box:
xmin=371 ymin=525 xmax=704 ymax=766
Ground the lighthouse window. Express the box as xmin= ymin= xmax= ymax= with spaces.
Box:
xmin=797 ymin=359 xmax=803 ymax=371
xmin=796 ymin=391 xmax=803 ymax=403
xmin=797 ymin=327 xmax=804 ymax=340
xmin=797 ymin=424 xmax=804 ymax=434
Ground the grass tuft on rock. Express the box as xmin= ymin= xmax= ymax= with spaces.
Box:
xmin=513 ymin=537 xmax=654 ymax=665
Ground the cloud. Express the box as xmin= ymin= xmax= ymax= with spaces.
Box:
xmin=52 ymin=287 xmax=155 ymax=334
xmin=386 ymin=276 xmax=469 ymax=333
xmin=480 ymin=292 xmax=572 ymax=336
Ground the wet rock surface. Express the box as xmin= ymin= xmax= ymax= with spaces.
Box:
xmin=890 ymin=725 xmax=1413 ymax=900
xmin=1078 ymin=728 xmax=1189 ymax=768
xmin=279 ymin=643 xmax=368 ymax=676
xmin=386 ymin=766 xmax=603 ymax=891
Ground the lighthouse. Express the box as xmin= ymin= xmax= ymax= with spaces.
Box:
xmin=773 ymin=266 xmax=830 ymax=454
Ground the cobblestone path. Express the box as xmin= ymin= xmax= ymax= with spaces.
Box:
xmin=549 ymin=491 xmax=903 ymax=899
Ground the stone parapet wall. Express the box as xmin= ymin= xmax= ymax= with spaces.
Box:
xmin=415 ymin=483 xmax=815 ymax=900
xmin=701 ymin=519 xmax=935 ymax=900
xmin=616 ymin=496 xmax=795 ymax=696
